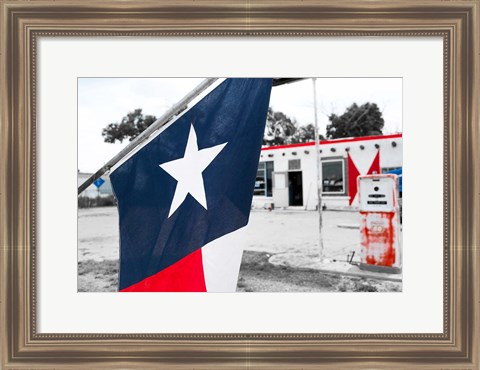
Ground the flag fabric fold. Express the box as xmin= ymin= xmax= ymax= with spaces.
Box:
xmin=110 ymin=78 xmax=272 ymax=292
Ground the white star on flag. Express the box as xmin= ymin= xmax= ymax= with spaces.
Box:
xmin=159 ymin=124 xmax=228 ymax=218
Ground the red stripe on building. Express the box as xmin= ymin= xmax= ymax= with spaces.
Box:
xmin=261 ymin=133 xmax=402 ymax=151
xmin=120 ymin=249 xmax=207 ymax=292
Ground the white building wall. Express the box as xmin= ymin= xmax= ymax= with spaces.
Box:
xmin=253 ymin=134 xmax=402 ymax=210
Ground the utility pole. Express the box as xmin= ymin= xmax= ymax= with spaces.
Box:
xmin=312 ymin=78 xmax=324 ymax=260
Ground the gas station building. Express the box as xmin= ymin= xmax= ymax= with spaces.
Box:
xmin=252 ymin=133 xmax=402 ymax=210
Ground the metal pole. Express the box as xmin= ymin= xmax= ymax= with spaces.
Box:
xmin=78 ymin=78 xmax=219 ymax=195
xmin=312 ymin=78 xmax=324 ymax=260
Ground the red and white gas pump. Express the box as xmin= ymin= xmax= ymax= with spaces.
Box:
xmin=357 ymin=174 xmax=402 ymax=273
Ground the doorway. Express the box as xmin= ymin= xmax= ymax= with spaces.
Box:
xmin=288 ymin=171 xmax=303 ymax=206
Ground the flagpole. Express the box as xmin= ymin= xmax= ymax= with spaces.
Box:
xmin=312 ymin=78 xmax=324 ymax=260
xmin=78 ymin=78 xmax=219 ymax=195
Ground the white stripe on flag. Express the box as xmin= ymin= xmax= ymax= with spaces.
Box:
xmin=201 ymin=226 xmax=247 ymax=292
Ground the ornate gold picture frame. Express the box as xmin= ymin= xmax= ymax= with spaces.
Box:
xmin=1 ymin=0 xmax=478 ymax=368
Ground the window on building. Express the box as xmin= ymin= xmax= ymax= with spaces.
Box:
xmin=382 ymin=167 xmax=401 ymax=173
xmin=288 ymin=159 xmax=301 ymax=171
xmin=322 ymin=160 xmax=345 ymax=194
xmin=254 ymin=161 xmax=274 ymax=197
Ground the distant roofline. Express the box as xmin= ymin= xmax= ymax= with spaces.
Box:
xmin=261 ymin=133 xmax=403 ymax=151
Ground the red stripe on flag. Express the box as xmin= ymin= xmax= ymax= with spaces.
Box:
xmin=347 ymin=153 xmax=360 ymax=205
xmin=120 ymin=249 xmax=207 ymax=292
xmin=367 ymin=150 xmax=381 ymax=175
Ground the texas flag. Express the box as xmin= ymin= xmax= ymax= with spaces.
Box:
xmin=110 ymin=79 xmax=272 ymax=292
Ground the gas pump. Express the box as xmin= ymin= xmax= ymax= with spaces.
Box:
xmin=357 ymin=174 xmax=402 ymax=273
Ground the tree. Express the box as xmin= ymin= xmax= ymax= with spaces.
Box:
xmin=102 ymin=107 xmax=322 ymax=146
xmin=326 ymin=102 xmax=384 ymax=139
xmin=263 ymin=107 xmax=298 ymax=146
xmin=290 ymin=123 xmax=325 ymax=144
xmin=102 ymin=109 xmax=157 ymax=143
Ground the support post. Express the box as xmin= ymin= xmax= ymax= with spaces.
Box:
xmin=312 ymin=78 xmax=324 ymax=260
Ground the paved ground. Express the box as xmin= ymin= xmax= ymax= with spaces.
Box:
xmin=78 ymin=206 xmax=402 ymax=282
xmin=78 ymin=207 xmax=119 ymax=261
xmin=78 ymin=207 xmax=361 ymax=263
xmin=244 ymin=209 xmax=362 ymax=263
xmin=78 ymin=207 xmax=404 ymax=291
xmin=243 ymin=209 xmax=402 ymax=282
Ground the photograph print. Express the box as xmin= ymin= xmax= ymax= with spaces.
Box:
xmin=78 ymin=77 xmax=403 ymax=293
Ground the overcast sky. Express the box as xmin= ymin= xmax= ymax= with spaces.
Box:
xmin=78 ymin=77 xmax=402 ymax=173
